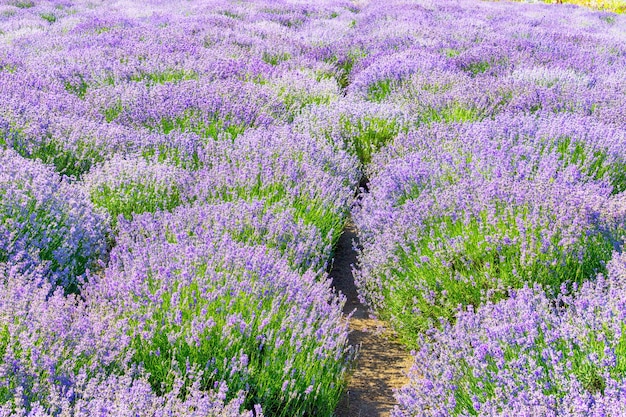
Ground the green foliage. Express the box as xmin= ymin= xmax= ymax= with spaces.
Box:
xmin=94 ymin=26 xmax=112 ymax=34
xmin=241 ymin=73 xmax=267 ymax=84
xmin=105 ymin=103 xmax=249 ymax=141
xmin=367 ymin=79 xmax=394 ymax=102
xmin=155 ymin=111 xmax=247 ymax=140
xmin=220 ymin=10 xmax=242 ymax=19
xmin=600 ymin=14 xmax=616 ymax=23
xmin=381 ymin=207 xmax=615 ymax=346
xmin=12 ymin=1 xmax=34 ymax=8
xmin=103 ymin=101 xmax=124 ymax=122
xmin=553 ymin=137 xmax=626 ymax=194
xmin=1 ymin=125 xmax=103 ymax=178
xmin=314 ymin=69 xmax=335 ymax=82
xmin=40 ymin=13 xmax=56 ymax=23
xmin=421 ymin=103 xmax=483 ymax=125
xmin=23 ymin=139 xmax=105 ymax=178
xmin=140 ymin=145 xmax=203 ymax=171
xmin=463 ymin=61 xmax=491 ymax=76
xmin=89 ymin=181 xmax=187 ymax=226
xmin=129 ymin=69 xmax=198 ymax=85
xmin=262 ymin=52 xmax=291 ymax=66
xmin=443 ymin=48 xmax=460 ymax=58
xmin=420 ymin=82 xmax=453 ymax=93
xmin=0 ymin=63 xmax=17 ymax=73
xmin=339 ymin=116 xmax=403 ymax=165
xmin=278 ymin=87 xmax=336 ymax=122
xmin=64 ymin=76 xmax=88 ymax=98
xmin=333 ymin=49 xmax=365 ymax=89
xmin=210 ymin=181 xmax=346 ymax=251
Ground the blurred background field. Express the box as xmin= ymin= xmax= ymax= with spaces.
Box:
xmin=514 ymin=0 xmax=626 ymax=13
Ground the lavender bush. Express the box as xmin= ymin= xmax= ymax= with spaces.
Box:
xmin=90 ymin=220 xmax=350 ymax=417
xmin=295 ymin=100 xmax=410 ymax=166
xmin=190 ymin=126 xmax=359 ymax=250
xmin=128 ymin=200 xmax=331 ymax=274
xmin=0 ymin=149 xmax=109 ymax=291
xmin=394 ymin=250 xmax=626 ymax=417
xmin=369 ymin=115 xmax=626 ymax=194
xmin=0 ymin=263 xmax=262 ymax=417
xmin=354 ymin=156 xmax=624 ymax=342
xmin=83 ymin=154 xmax=195 ymax=224
xmin=0 ymin=1 xmax=363 ymax=414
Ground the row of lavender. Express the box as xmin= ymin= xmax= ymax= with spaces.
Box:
xmin=0 ymin=1 xmax=366 ymax=416
xmin=338 ymin=0 xmax=626 ymax=415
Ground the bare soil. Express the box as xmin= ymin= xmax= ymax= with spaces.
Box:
xmin=331 ymin=222 xmax=413 ymax=417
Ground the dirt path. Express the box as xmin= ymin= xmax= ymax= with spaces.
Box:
xmin=331 ymin=221 xmax=413 ymax=417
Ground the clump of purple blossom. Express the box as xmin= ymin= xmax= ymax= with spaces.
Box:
xmin=190 ymin=126 xmax=359 ymax=250
xmin=294 ymin=99 xmax=410 ymax=165
xmin=87 ymin=216 xmax=350 ymax=417
xmin=0 ymin=262 xmax=261 ymax=417
xmin=0 ymin=149 xmax=109 ymax=291
xmin=127 ymin=199 xmax=331 ymax=274
xmin=354 ymin=152 xmax=623 ymax=341
xmin=394 ymin=250 xmax=626 ymax=417
xmin=83 ymin=154 xmax=195 ymax=224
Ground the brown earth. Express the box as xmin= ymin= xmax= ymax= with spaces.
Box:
xmin=330 ymin=222 xmax=413 ymax=417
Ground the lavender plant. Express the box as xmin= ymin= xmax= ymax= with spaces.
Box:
xmin=268 ymin=69 xmax=340 ymax=122
xmin=0 ymin=263 xmax=261 ymax=417
xmin=88 ymin=80 xmax=277 ymax=141
xmin=91 ymin=224 xmax=351 ymax=417
xmin=4 ymin=116 xmax=138 ymax=178
xmin=295 ymin=100 xmax=410 ymax=166
xmin=355 ymin=169 xmax=622 ymax=343
xmin=128 ymin=200 xmax=331 ymax=274
xmin=0 ymin=149 xmax=109 ymax=291
xmin=191 ymin=126 xmax=359 ymax=250
xmin=354 ymin=114 xmax=626 ymax=343
xmin=370 ymin=115 xmax=626 ymax=193
xmin=394 ymin=250 xmax=626 ymax=417
xmin=83 ymin=155 xmax=195 ymax=224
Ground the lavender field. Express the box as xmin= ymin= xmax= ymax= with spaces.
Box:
xmin=1 ymin=0 xmax=625 ymax=415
